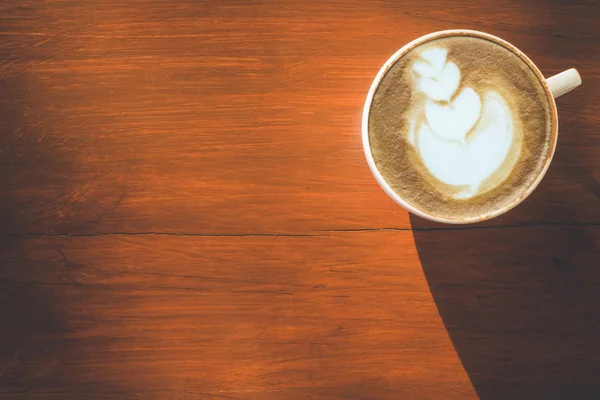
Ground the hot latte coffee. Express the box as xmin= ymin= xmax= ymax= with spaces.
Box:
xmin=365 ymin=32 xmax=554 ymax=222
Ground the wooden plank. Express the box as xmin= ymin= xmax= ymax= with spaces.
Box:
xmin=0 ymin=232 xmax=475 ymax=399
xmin=1 ymin=225 xmax=598 ymax=398
xmin=0 ymin=0 xmax=598 ymax=235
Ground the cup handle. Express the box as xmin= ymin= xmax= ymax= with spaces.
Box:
xmin=546 ymin=68 xmax=582 ymax=98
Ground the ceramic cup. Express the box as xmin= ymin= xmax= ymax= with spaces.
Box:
xmin=362 ymin=30 xmax=581 ymax=223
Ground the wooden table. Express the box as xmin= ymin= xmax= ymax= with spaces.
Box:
xmin=1 ymin=1 xmax=598 ymax=399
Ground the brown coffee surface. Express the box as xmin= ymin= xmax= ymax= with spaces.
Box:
xmin=368 ymin=34 xmax=553 ymax=221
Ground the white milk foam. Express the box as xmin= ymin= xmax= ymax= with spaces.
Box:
xmin=407 ymin=48 xmax=516 ymax=199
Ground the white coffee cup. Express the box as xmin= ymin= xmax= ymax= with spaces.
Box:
xmin=362 ymin=30 xmax=581 ymax=224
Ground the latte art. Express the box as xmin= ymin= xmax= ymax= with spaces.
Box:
xmin=367 ymin=34 xmax=553 ymax=221
xmin=407 ymin=47 xmax=518 ymax=199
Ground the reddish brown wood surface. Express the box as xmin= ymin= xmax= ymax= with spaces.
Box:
xmin=0 ymin=1 xmax=598 ymax=399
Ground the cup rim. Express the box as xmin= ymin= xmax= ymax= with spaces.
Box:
xmin=361 ymin=29 xmax=559 ymax=224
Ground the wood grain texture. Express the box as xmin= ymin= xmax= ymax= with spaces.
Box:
xmin=0 ymin=233 xmax=473 ymax=399
xmin=0 ymin=0 xmax=598 ymax=399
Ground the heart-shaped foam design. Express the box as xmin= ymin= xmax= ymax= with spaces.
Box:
xmin=418 ymin=61 xmax=460 ymax=102
xmin=416 ymin=91 xmax=514 ymax=195
xmin=425 ymin=87 xmax=481 ymax=143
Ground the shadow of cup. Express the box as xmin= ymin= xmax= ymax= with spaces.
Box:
xmin=410 ymin=188 xmax=600 ymax=399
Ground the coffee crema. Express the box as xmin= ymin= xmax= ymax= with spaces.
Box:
xmin=367 ymin=34 xmax=553 ymax=221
